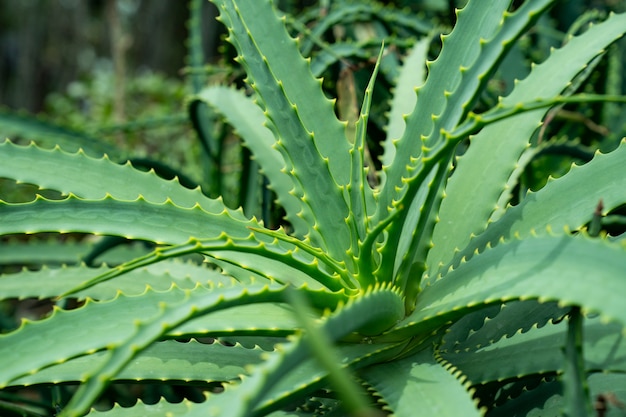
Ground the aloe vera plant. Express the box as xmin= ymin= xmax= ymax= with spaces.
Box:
xmin=1 ymin=0 xmax=626 ymax=416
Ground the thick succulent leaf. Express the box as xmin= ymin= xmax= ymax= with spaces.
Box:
xmin=217 ymin=0 xmax=350 ymax=184
xmin=56 ymin=282 xmax=347 ymax=417
xmin=240 ymin=286 xmax=405 ymax=417
xmin=440 ymin=300 xmax=568 ymax=353
xmin=0 ymin=195 xmax=257 ymax=245
xmin=0 ymin=283 xmax=339 ymax=389
xmin=360 ymin=346 xmax=481 ymax=416
xmin=205 ymin=248 xmax=344 ymax=292
xmin=298 ymin=1 xmax=431 ymax=58
xmin=190 ymin=86 xmax=309 ymax=238
xmin=128 ymin=285 xmax=404 ymax=417
xmin=214 ymin=0 xmax=354 ymax=265
xmin=0 ymin=111 xmax=116 ymax=156
xmin=486 ymin=370 xmax=626 ymax=417
xmin=83 ymin=344 xmax=400 ymax=417
xmin=427 ymin=10 xmax=626 ymax=277
xmin=444 ymin=140 xmax=626 ymax=274
xmin=169 ymin=303 xmax=305 ymax=340
xmin=86 ymin=400 xmax=202 ymax=417
xmin=85 ymin=401 xmax=313 ymax=417
xmin=347 ymin=46 xmax=383 ymax=247
xmin=10 ymin=339 xmax=265 ymax=387
xmin=378 ymin=0 xmax=559 ymax=303
xmin=384 ymin=234 xmax=626 ymax=343
xmin=0 ymin=261 xmax=231 ymax=300
xmin=59 ymin=233 xmax=347 ymax=297
xmin=0 ymin=236 xmax=96 ymax=266
xmin=378 ymin=0 xmax=554 ymax=215
xmin=255 ymin=342 xmax=405 ymax=416
xmin=0 ymin=140 xmax=224 ymax=211
xmin=441 ymin=316 xmax=626 ymax=385
xmin=381 ymin=37 xmax=430 ymax=167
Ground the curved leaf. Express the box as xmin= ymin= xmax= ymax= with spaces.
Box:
xmin=379 ymin=0 xmax=550 ymax=214
xmin=214 ymin=0 xmax=355 ymax=267
xmin=445 ymin=140 xmax=626 ymax=274
xmin=361 ymin=346 xmax=481 ymax=416
xmin=190 ymin=86 xmax=309 ymax=237
xmin=10 ymin=339 xmax=265 ymax=387
xmin=427 ymin=10 xmax=626 ymax=277
xmin=0 ymin=195 xmax=257 ymax=244
xmin=0 ymin=261 xmax=231 ymax=300
xmin=384 ymin=233 xmax=626 ymax=343
xmin=0 ymin=140 xmax=225 ymax=212
xmin=0 ymin=110 xmax=116 ymax=156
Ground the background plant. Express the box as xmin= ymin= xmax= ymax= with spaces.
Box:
xmin=1 ymin=0 xmax=626 ymax=417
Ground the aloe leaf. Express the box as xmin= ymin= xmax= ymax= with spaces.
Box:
xmin=0 ymin=109 xmax=116 ymax=156
xmin=214 ymin=0 xmax=353 ymax=266
xmin=0 ymin=237 xmax=95 ymax=266
xmin=0 ymin=262 xmax=227 ymax=300
xmin=19 ymin=283 xmax=344 ymax=417
xmin=255 ymin=342 xmax=404 ymax=417
xmin=380 ymin=0 xmax=560 ymax=303
xmin=361 ymin=346 xmax=481 ymax=417
xmin=62 ymin=234 xmax=346 ymax=297
xmin=381 ymin=36 xmax=430 ymax=167
xmin=385 ymin=234 xmax=626 ymax=345
xmin=427 ymin=10 xmax=626 ymax=277
xmin=86 ymin=402 xmax=323 ymax=417
xmin=441 ymin=316 xmax=626 ymax=385
xmin=1 ymin=283 xmax=323 ymax=389
xmin=379 ymin=0 xmax=553 ymax=215
xmin=10 ymin=339 xmax=264 ymax=387
xmin=0 ymin=195 xmax=257 ymax=245
xmin=441 ymin=300 xmax=568 ymax=355
xmin=191 ymin=86 xmax=309 ymax=237
xmin=348 ymin=45 xmax=384 ymax=250
xmin=0 ymin=140 xmax=227 ymax=213
xmin=284 ymin=288 xmax=376 ymax=416
xmin=218 ymin=0 xmax=351 ymax=183
xmin=447 ymin=94 xmax=626 ymax=144
xmin=157 ymin=285 xmax=405 ymax=417
xmin=170 ymin=302 xmax=307 ymax=340
xmin=299 ymin=2 xmax=431 ymax=57
xmin=83 ymin=343 xmax=403 ymax=417
xmin=445 ymin=140 xmax=626 ymax=274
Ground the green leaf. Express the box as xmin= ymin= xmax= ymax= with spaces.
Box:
xmin=214 ymin=0 xmax=354 ymax=267
xmin=62 ymin=233 xmax=347 ymax=297
xmin=27 ymin=283 xmax=341 ymax=417
xmin=361 ymin=346 xmax=481 ymax=416
xmin=444 ymin=140 xmax=626 ymax=275
xmin=388 ymin=234 xmax=626 ymax=344
xmin=0 ymin=195 xmax=257 ymax=245
xmin=0 ymin=236 xmax=96 ymax=266
xmin=0 ymin=261 xmax=230 ymax=300
xmin=191 ymin=86 xmax=309 ymax=237
xmin=142 ymin=285 xmax=405 ymax=417
xmin=441 ymin=316 xmax=626 ymax=385
xmin=10 ymin=339 xmax=264 ymax=386
xmin=379 ymin=0 xmax=545 ymax=215
xmin=381 ymin=36 xmax=430 ymax=167
xmin=347 ymin=45 xmax=384 ymax=251
xmin=379 ymin=0 xmax=560 ymax=307
xmin=0 ymin=139 xmax=233 ymax=214
xmin=427 ymin=10 xmax=626 ymax=277
xmin=1 ymin=283 xmax=332 ymax=389
xmin=0 ymin=110 xmax=116 ymax=157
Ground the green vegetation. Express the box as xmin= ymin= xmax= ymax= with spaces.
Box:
xmin=1 ymin=0 xmax=626 ymax=416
